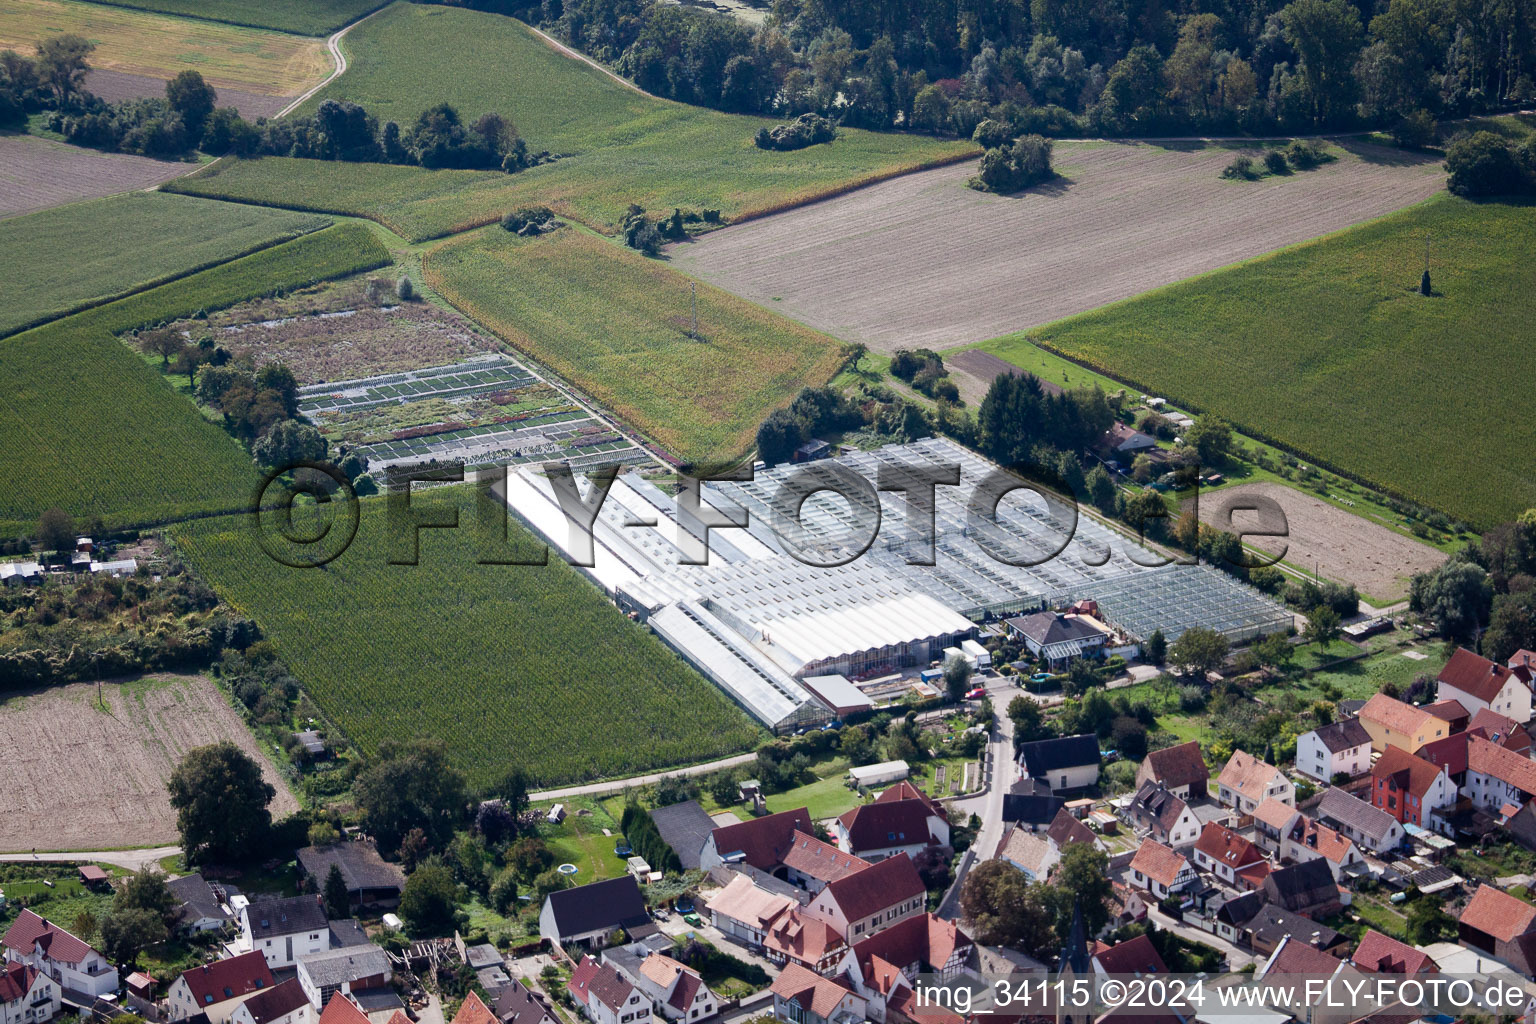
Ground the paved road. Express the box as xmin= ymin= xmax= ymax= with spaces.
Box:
xmin=1142 ymin=900 xmax=1258 ymax=971
xmin=0 ymin=846 xmax=180 ymax=871
xmin=937 ymin=673 xmax=1018 ymax=919
xmin=531 ymin=753 xmax=759 ymax=802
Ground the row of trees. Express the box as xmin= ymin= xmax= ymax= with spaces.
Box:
xmin=1411 ymin=507 xmax=1536 ymax=659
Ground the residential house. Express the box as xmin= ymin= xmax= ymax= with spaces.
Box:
xmin=1350 ymin=930 xmax=1438 ymax=976
xmin=168 ymin=874 xmax=233 ymax=933
xmin=1004 ymin=613 xmax=1109 ymax=671
xmin=1211 ymin=891 xmax=1263 ymax=946
xmin=1125 ymin=782 xmax=1201 ymax=849
xmin=1242 ymin=903 xmax=1348 ymax=958
xmin=1261 ymin=860 xmax=1340 ymax=919
xmin=762 ymin=909 xmax=848 ymax=975
xmin=0 ymin=962 xmax=59 ymax=1024
xmin=647 ymin=801 xmax=718 ymax=871
xmin=1417 ymin=731 xmax=1472 ymax=789
xmin=1135 ymin=741 xmax=1209 ymax=800
xmin=1296 ymin=719 xmax=1372 ymax=782
xmin=240 ymin=896 xmax=331 ymax=970
xmin=1280 ymin=816 xmax=1361 ymax=881
xmin=1256 ymin=937 xmax=1346 ymax=983
xmin=705 ymin=875 xmax=797 ymax=946
xmin=315 ymin=993 xmax=371 ymax=1024
xmin=229 ymin=980 xmax=312 ymax=1024
xmin=296 ymin=842 xmax=406 ymax=909
xmin=832 ymin=793 xmax=947 ymax=862
xmin=805 ymin=854 xmax=926 ymax=944
xmin=699 ymin=808 xmax=813 ymax=874
xmin=1424 ymin=698 xmax=1472 ymax=734
xmin=1438 ymin=647 xmax=1532 ymax=723
xmin=1357 ymin=694 xmax=1448 ymax=754
xmin=993 ymin=826 xmax=1058 ymax=881
xmin=1016 ymin=734 xmax=1100 ymax=794
xmin=294 ymin=946 xmax=391 ymax=1011
xmin=1127 ymin=840 xmax=1197 ymax=900
xmin=1046 ymin=808 xmax=1103 ymax=852
xmin=1091 ymin=934 xmax=1166 ymax=977
xmin=1468 ymin=708 xmax=1531 ymax=754
xmin=1098 ymin=423 xmax=1159 ymax=459
xmin=1191 ymin=823 xmax=1268 ymax=888
xmin=568 ymin=956 xmax=651 ymax=1024
xmin=1458 ymin=884 xmax=1536 ymax=976
xmin=540 ymin=877 xmax=655 ymax=951
xmin=1 ymin=911 xmax=118 ymax=1001
xmin=1314 ymin=788 xmax=1406 ymax=855
xmin=1370 ymin=745 xmax=1456 ymax=829
xmin=779 ymin=832 xmax=870 ymax=894
xmin=487 ymin=983 xmax=558 ymax=1024
xmin=768 ymin=964 xmax=867 ymax=1024
xmin=167 ymin=952 xmax=274 ymax=1023
xmin=1250 ymin=798 xmax=1301 ymax=854
xmin=609 ymin=952 xmax=716 ymax=1024
xmin=1216 ymin=751 xmax=1294 ymax=815
xmin=839 ymin=914 xmax=972 ymax=987
xmin=998 ymin=794 xmax=1065 ymax=831
xmin=1465 ymin=734 xmax=1536 ymax=815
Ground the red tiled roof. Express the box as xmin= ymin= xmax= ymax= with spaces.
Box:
xmin=177 ymin=951 xmax=274 ymax=1008
xmin=1438 ymin=647 xmax=1516 ymax=704
xmin=1235 ymin=861 xmax=1273 ymax=887
xmin=1422 ymin=699 xmax=1469 ymax=723
xmin=1459 ymin=884 xmax=1536 ymax=943
xmin=1129 ymin=840 xmax=1187 ymax=888
xmin=837 ymin=800 xmax=936 ymax=854
xmin=568 ymin=956 xmax=634 ymax=1013
xmin=450 ymin=992 xmax=497 ymax=1024
xmin=849 ymin=913 xmax=971 ymax=977
xmin=1217 ymin=751 xmax=1285 ymax=803
xmin=764 ymin=908 xmax=846 ymax=966
xmin=0 ymin=963 xmax=39 ymax=1003
xmin=1142 ymin=741 xmax=1209 ymax=791
xmin=1371 ymin=745 xmax=1445 ymax=799
xmin=876 ymin=781 xmax=949 ymax=822
xmin=1287 ymin=817 xmax=1355 ymax=865
xmin=1194 ymin=822 xmax=1264 ymax=868
xmin=709 ymin=807 xmax=813 ymax=870
xmin=1094 ymin=934 xmax=1167 ymax=975
xmin=1046 ymin=808 xmax=1099 ymax=849
xmin=1416 ymin=732 xmax=1470 ymax=778
xmin=822 ymin=853 xmax=925 ymax=922
xmin=1359 ymin=694 xmax=1437 ymax=737
xmin=1469 ymin=735 xmax=1536 ymax=796
xmin=318 ymin=994 xmax=371 ymax=1024
xmin=1 ymin=910 xmax=98 ymax=965
xmin=1468 ymin=708 xmax=1530 ymax=751
xmin=770 ymin=963 xmax=857 ymax=1019
xmin=780 ymin=830 xmax=870 ymax=884
xmin=1350 ymin=929 xmax=1437 ymax=975
xmin=1264 ymin=938 xmax=1344 ymax=977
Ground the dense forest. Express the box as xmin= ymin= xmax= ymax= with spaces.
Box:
xmin=433 ymin=0 xmax=1535 ymax=136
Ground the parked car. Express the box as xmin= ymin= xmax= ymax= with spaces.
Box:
xmin=965 ymin=687 xmax=986 ymax=699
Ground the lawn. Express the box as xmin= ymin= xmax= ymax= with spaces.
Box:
xmin=0 ymin=222 xmax=389 ymax=535
xmin=763 ymin=760 xmax=865 ymax=821
xmin=0 ymin=192 xmax=329 ymax=337
xmin=167 ymin=3 xmax=974 ymax=239
xmin=424 ymin=226 xmax=846 ymax=464
xmin=170 ymin=488 xmax=764 ymax=788
xmin=981 ymin=194 xmax=1536 ymax=529
xmin=72 ymin=0 xmax=386 ymax=35
xmin=0 ymin=0 xmax=331 ymax=93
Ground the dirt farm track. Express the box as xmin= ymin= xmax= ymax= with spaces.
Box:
xmin=670 ymin=139 xmax=1444 ymax=352
xmin=0 ymin=674 xmax=298 ymax=852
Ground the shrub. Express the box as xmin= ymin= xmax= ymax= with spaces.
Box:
xmin=1393 ymin=109 xmax=1437 ymax=150
xmin=754 ymin=113 xmax=837 ymax=151
xmin=1445 ymin=131 xmax=1534 ymax=197
xmin=500 ymin=206 xmax=557 ymax=235
xmin=971 ymin=118 xmax=1015 ymax=149
xmin=1221 ymin=154 xmax=1258 ymax=180
xmin=1285 ymin=139 xmax=1333 ymax=170
xmin=970 ymin=134 xmax=1054 ymax=193
xmin=1263 ymin=150 xmax=1289 ymax=175
xmin=396 ymin=276 xmax=415 ymax=301
xmin=890 ymin=349 xmax=944 ymax=382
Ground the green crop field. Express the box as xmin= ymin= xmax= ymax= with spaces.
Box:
xmin=981 ymin=195 xmax=1536 ymax=530
xmin=167 ymin=3 xmax=974 ymax=240
xmin=75 ymin=0 xmax=386 ymax=36
xmin=425 ymin=227 xmax=845 ymax=463
xmin=172 ymin=490 xmax=763 ymax=787
xmin=0 ymin=223 xmax=390 ymax=534
xmin=0 ymin=193 xmax=330 ymax=338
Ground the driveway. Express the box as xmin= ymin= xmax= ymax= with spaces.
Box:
xmin=0 ymin=846 xmax=180 ymax=871
xmin=938 ymin=675 xmax=1017 ymax=920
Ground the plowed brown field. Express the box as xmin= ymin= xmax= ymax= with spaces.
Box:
xmin=670 ymin=139 xmax=1444 ymax=352
xmin=0 ymin=134 xmax=188 ymax=217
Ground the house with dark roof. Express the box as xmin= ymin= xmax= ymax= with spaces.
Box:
xmin=1003 ymin=614 xmax=1108 ymax=671
xmin=698 ymin=807 xmax=813 ymax=873
xmin=999 ymin=793 xmax=1065 ymax=831
xmin=1017 ymin=734 xmax=1100 ymax=793
xmin=832 ymin=796 xmax=947 ymax=861
xmin=168 ymin=874 xmax=233 ymax=933
xmin=487 ymin=980 xmax=558 ymax=1024
xmin=805 ymin=854 xmax=926 ymax=943
xmin=1125 ymin=781 xmax=1201 ymax=848
xmin=1261 ymin=859 xmax=1340 ymax=919
xmin=1135 ymin=741 xmax=1209 ymax=800
xmin=1211 ymin=890 xmax=1264 ymax=946
xmin=229 ymin=979 xmax=312 ymax=1024
xmin=296 ymin=843 xmax=405 ymax=908
xmin=1097 ymin=423 xmax=1159 ymax=458
xmin=1458 ymin=884 xmax=1536 ymax=976
xmin=1242 ymin=903 xmax=1347 ymax=957
xmin=568 ymin=956 xmax=651 ymax=1024
xmin=239 ymin=896 xmax=331 ymax=970
xmin=295 ymin=946 xmax=392 ymax=1011
xmin=1370 ymin=745 xmax=1456 ymax=830
xmin=1438 ymin=647 xmax=1531 ymax=724
xmin=539 ymin=877 xmax=655 ymax=951
xmin=646 ymin=801 xmax=716 ymax=872
xmin=167 ymin=951 xmax=274 ymax=1024
xmin=1350 ymin=929 xmax=1438 ymax=976
xmin=1 ymin=910 xmax=118 ymax=1001
xmin=769 ymin=963 xmax=867 ymax=1024
xmin=606 ymin=950 xmax=716 ymax=1023
xmin=1046 ymin=808 xmax=1103 ymax=851
xmin=1296 ymin=719 xmax=1372 ymax=782
xmin=0 ymin=961 xmax=58 ymax=1024
xmin=1314 ymin=788 xmax=1405 ymax=855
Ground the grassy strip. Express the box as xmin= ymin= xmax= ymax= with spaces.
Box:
xmin=0 ymin=223 xmax=390 ymax=534
xmin=0 ymin=193 xmax=331 ymax=339
xmin=424 ymin=226 xmax=846 ymax=464
xmin=171 ymin=489 xmax=764 ymax=787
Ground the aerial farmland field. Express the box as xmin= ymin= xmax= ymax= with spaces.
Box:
xmin=172 ymin=490 xmax=764 ymax=788
xmin=671 ymin=139 xmax=1446 ymax=352
xmin=0 ymin=192 xmax=329 ymax=337
xmin=424 ymin=226 xmax=847 ymax=464
xmin=0 ymin=133 xmax=190 ymax=218
xmin=67 ymin=0 xmax=385 ymax=36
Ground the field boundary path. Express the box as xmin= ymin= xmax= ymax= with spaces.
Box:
xmin=277 ymin=6 xmax=387 ymax=117
xmin=525 ymin=24 xmax=654 ymax=98
xmin=0 ymin=846 xmax=180 ymax=869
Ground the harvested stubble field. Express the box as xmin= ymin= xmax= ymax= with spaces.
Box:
xmin=0 ymin=133 xmax=189 ymax=218
xmin=167 ymin=4 xmax=974 ymax=240
xmin=0 ymin=674 xmax=298 ymax=851
xmin=0 ymin=192 xmax=329 ymax=337
xmin=173 ymin=492 xmax=763 ymax=788
xmin=669 ymin=139 xmax=1444 ymax=352
xmin=1191 ymin=482 xmax=1445 ymax=602
xmin=987 ymin=195 xmax=1536 ymax=529
xmin=174 ymin=274 xmax=496 ymax=384
xmin=71 ymin=0 xmax=386 ymax=35
xmin=0 ymin=0 xmax=330 ymax=95
xmin=0 ymin=223 xmax=390 ymax=535
xmin=424 ymin=227 xmax=846 ymax=463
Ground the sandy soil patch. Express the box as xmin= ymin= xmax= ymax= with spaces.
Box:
xmin=0 ymin=674 xmax=298 ymax=852
xmin=1191 ymin=481 xmax=1446 ymax=602
xmin=670 ymin=140 xmax=1444 ymax=353
xmin=85 ymin=69 xmax=289 ymax=120
xmin=0 ymin=134 xmax=188 ymax=218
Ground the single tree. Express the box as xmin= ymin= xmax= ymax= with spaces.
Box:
xmin=114 ymin=868 xmax=178 ymax=929
xmin=1143 ymin=628 xmax=1167 ymax=666
xmin=489 ymin=867 xmax=519 ymax=914
xmin=165 ymin=70 xmax=217 ymax=137
xmin=37 ymin=506 xmax=76 ymax=553
xmin=1303 ymin=605 xmax=1343 ymax=647
xmin=399 ymin=861 xmax=459 ymax=936
xmin=166 ymin=742 xmax=276 ymax=865
xmin=944 ymin=655 xmax=973 ymax=702
xmin=354 ymin=739 xmax=468 ymax=854
xmin=34 ymin=33 xmax=93 ymax=105
xmin=323 ymin=864 xmax=350 ymax=920
xmin=1168 ymin=627 xmax=1229 ymax=678
xmin=98 ymin=907 xmax=166 ymax=967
